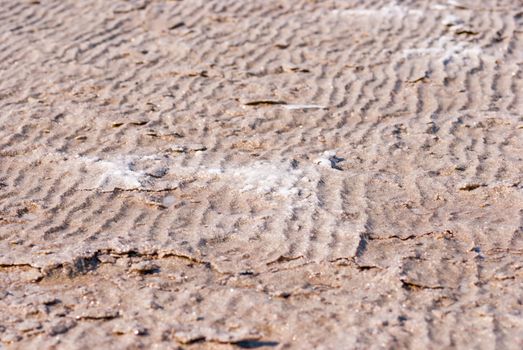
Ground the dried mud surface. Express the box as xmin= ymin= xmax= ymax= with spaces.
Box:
xmin=1 ymin=0 xmax=522 ymax=349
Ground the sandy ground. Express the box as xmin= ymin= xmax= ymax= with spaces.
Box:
xmin=1 ymin=0 xmax=522 ymax=349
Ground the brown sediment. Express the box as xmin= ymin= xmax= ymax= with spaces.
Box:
xmin=0 ymin=0 xmax=522 ymax=349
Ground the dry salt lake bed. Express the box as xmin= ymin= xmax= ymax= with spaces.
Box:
xmin=0 ymin=0 xmax=522 ymax=349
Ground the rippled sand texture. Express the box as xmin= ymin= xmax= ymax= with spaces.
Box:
xmin=1 ymin=0 xmax=522 ymax=348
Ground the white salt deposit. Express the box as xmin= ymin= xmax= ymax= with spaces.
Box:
xmin=314 ymin=150 xmax=344 ymax=170
xmin=162 ymin=195 xmax=176 ymax=207
xmin=42 ymin=152 xmax=320 ymax=198
xmin=441 ymin=14 xmax=463 ymax=27
xmin=403 ymin=36 xmax=486 ymax=62
xmin=79 ymin=157 xmax=144 ymax=191
xmin=332 ymin=5 xmax=423 ymax=18
xmin=446 ymin=0 xmax=466 ymax=8
xmin=231 ymin=161 xmax=302 ymax=196
xmin=283 ymin=104 xmax=327 ymax=110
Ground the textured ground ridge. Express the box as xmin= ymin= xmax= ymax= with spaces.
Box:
xmin=0 ymin=0 xmax=522 ymax=349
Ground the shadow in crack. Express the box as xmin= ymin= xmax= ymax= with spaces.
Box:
xmin=235 ymin=340 xmax=279 ymax=348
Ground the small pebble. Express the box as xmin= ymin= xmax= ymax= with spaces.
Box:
xmin=129 ymin=261 xmax=159 ymax=275
xmin=48 ymin=319 xmax=77 ymax=336
xmin=162 ymin=195 xmax=176 ymax=207
xmin=133 ymin=325 xmax=148 ymax=336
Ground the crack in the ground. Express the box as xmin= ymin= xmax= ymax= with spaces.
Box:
xmin=266 ymin=255 xmax=304 ymax=266
xmin=329 ymin=257 xmax=383 ymax=271
xmin=1 ymin=249 xmax=225 ymax=281
xmin=0 ymin=263 xmax=41 ymax=271
xmin=173 ymin=333 xmax=278 ymax=349
xmin=74 ymin=311 xmax=120 ymax=321
xmin=401 ymin=279 xmax=445 ymax=291
xmin=79 ymin=186 xmax=179 ymax=194
xmin=368 ymin=230 xmax=454 ymax=242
